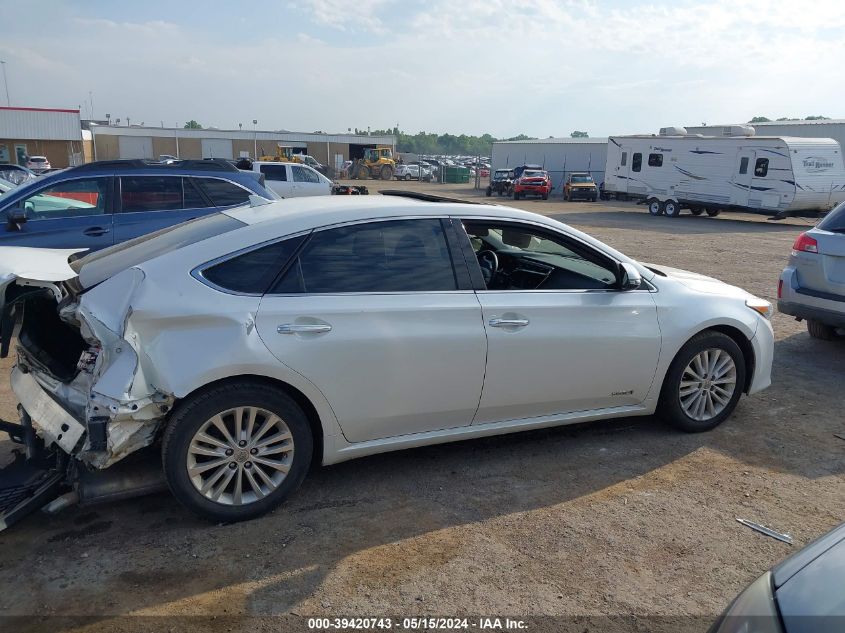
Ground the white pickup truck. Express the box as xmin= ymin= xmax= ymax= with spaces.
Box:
xmin=249 ymin=161 xmax=332 ymax=198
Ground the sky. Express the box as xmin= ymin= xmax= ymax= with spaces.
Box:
xmin=3 ymin=0 xmax=845 ymax=138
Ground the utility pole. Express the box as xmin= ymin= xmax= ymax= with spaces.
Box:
xmin=253 ymin=119 xmax=258 ymax=159
xmin=0 ymin=61 xmax=9 ymax=106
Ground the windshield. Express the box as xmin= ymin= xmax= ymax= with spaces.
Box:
xmin=818 ymin=201 xmax=845 ymax=233
xmin=571 ymin=175 xmax=593 ymax=183
xmin=72 ymin=212 xmax=246 ymax=287
xmin=523 ymin=171 xmax=545 ymax=178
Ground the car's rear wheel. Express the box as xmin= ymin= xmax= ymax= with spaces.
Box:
xmin=658 ymin=331 xmax=746 ymax=432
xmin=690 ymin=207 xmax=704 ymax=216
xmin=807 ymin=319 xmax=836 ymax=340
xmin=405 ymin=174 xmax=412 ymax=181
xmin=647 ymin=198 xmax=664 ymax=215
xmin=162 ymin=382 xmax=313 ymax=522
xmin=486 ymin=187 xmax=492 ymax=196
xmin=706 ymin=209 xmax=721 ymax=217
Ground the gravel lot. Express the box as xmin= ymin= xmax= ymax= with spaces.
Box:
xmin=0 ymin=181 xmax=843 ymax=632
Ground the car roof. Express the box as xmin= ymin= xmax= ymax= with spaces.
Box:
xmin=224 ymin=195 xmax=540 ymax=229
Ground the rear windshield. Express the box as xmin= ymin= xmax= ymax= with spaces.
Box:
xmin=818 ymin=201 xmax=845 ymax=233
xmin=72 ymin=212 xmax=245 ymax=287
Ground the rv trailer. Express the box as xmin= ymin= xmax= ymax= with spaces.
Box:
xmin=604 ymin=126 xmax=845 ymax=218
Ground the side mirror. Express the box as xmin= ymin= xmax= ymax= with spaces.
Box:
xmin=6 ymin=206 xmax=27 ymax=231
xmin=619 ymin=262 xmax=642 ymax=291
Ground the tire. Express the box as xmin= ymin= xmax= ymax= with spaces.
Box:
xmin=513 ymin=191 xmax=520 ymax=200
xmin=381 ymin=165 xmax=394 ymax=180
xmin=590 ymin=196 xmax=597 ymax=202
xmin=358 ymin=165 xmax=370 ymax=180
xmin=405 ymin=174 xmax=412 ymax=181
xmin=162 ymin=382 xmax=313 ymax=523
xmin=486 ymin=187 xmax=492 ymax=197
xmin=690 ymin=207 xmax=704 ymax=216
xmin=664 ymin=200 xmax=681 ymax=217
xmin=706 ymin=209 xmax=721 ymax=217
xmin=542 ymin=192 xmax=549 ymax=200
xmin=807 ymin=319 xmax=836 ymax=340
xmin=647 ymin=198 xmax=664 ymax=216
xmin=658 ymin=331 xmax=746 ymax=433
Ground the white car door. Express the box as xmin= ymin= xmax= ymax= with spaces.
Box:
xmin=457 ymin=219 xmax=662 ymax=424
xmin=291 ymin=165 xmax=331 ymax=196
xmin=258 ymin=164 xmax=294 ymax=197
xmin=255 ymin=218 xmax=487 ymax=443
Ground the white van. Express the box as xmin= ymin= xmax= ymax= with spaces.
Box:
xmin=250 ymin=161 xmax=332 ymax=198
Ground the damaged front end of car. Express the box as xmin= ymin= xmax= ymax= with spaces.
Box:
xmin=0 ymin=248 xmax=174 ymax=530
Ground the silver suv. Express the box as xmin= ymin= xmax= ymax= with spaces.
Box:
xmin=779 ymin=202 xmax=845 ymax=339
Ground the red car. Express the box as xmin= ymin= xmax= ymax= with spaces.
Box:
xmin=513 ymin=169 xmax=552 ymax=200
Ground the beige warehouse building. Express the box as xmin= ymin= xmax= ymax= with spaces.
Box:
xmin=90 ymin=125 xmax=395 ymax=171
xmin=0 ymin=106 xmax=85 ymax=168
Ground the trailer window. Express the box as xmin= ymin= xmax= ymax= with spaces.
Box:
xmin=632 ymin=153 xmax=642 ymax=172
xmin=739 ymin=157 xmax=749 ymax=175
xmin=754 ymin=158 xmax=769 ymax=177
xmin=648 ymin=153 xmax=663 ymax=167
xmin=621 ymin=152 xmax=627 ymax=167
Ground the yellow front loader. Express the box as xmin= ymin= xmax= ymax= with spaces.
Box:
xmin=349 ymin=146 xmax=395 ymax=180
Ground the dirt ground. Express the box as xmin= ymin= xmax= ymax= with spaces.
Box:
xmin=0 ymin=181 xmax=843 ymax=632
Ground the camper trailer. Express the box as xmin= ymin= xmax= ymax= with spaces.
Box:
xmin=604 ymin=127 xmax=845 ymax=218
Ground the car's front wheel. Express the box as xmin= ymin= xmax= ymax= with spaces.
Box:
xmin=658 ymin=331 xmax=746 ymax=432
xmin=162 ymin=382 xmax=313 ymax=522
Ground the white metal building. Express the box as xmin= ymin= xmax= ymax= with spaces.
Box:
xmin=491 ymin=137 xmax=608 ymax=194
xmin=686 ymin=120 xmax=845 ymax=151
xmin=0 ymin=106 xmax=84 ymax=167
xmin=90 ymin=125 xmax=396 ymax=171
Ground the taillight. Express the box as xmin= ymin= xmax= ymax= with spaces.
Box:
xmin=778 ymin=279 xmax=783 ymax=298
xmin=793 ymin=232 xmax=818 ymax=253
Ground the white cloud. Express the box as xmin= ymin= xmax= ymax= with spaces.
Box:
xmin=3 ymin=1 xmax=845 ymax=137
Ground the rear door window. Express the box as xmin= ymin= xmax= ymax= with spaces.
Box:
xmin=648 ymin=153 xmax=663 ymax=167
xmin=272 ymin=219 xmax=458 ymax=294
xmin=196 ymin=177 xmax=253 ymax=207
xmin=120 ymin=176 xmax=183 ymax=212
xmin=739 ymin=157 xmax=749 ymax=174
xmin=259 ymin=164 xmax=288 ymax=181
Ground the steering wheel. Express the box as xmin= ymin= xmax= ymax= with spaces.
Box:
xmin=476 ymin=249 xmax=499 ymax=286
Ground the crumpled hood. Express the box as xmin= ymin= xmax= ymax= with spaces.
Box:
xmin=645 ymin=263 xmax=754 ymax=298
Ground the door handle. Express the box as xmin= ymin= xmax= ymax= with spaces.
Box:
xmin=277 ymin=323 xmax=332 ymax=334
xmin=489 ymin=317 xmax=529 ymax=328
xmin=83 ymin=227 xmax=110 ymax=236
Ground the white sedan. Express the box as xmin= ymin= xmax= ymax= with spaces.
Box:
xmin=0 ymin=195 xmax=773 ymax=523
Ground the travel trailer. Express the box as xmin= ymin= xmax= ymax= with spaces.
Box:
xmin=603 ymin=126 xmax=845 ymax=218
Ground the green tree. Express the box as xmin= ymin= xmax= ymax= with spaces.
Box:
xmin=570 ymin=130 xmax=589 ymax=138
xmin=184 ymin=120 xmax=203 ymax=129
xmin=805 ymin=115 xmax=830 ymax=120
xmin=749 ymin=116 xmax=771 ymax=123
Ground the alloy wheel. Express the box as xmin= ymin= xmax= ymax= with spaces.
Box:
xmin=186 ymin=406 xmax=295 ymax=506
xmin=678 ymin=348 xmax=737 ymax=421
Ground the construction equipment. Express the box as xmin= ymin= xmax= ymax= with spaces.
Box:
xmin=258 ymin=144 xmax=305 ymax=163
xmin=349 ymin=146 xmax=395 ymax=180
